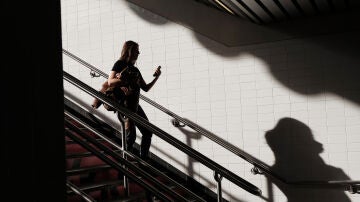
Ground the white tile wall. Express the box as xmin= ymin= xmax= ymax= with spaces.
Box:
xmin=61 ymin=0 xmax=360 ymax=201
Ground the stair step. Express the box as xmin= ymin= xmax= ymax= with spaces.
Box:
xmin=65 ymin=142 xmax=92 ymax=154
xmin=67 ymin=179 xmax=124 ymax=194
xmin=66 ymin=149 xmax=122 ymax=159
xmin=65 ymin=137 xmax=110 ymax=144
xmin=67 ymin=161 xmax=140 ymax=174
xmin=65 ymin=138 xmax=118 ymax=148
xmin=67 ymin=164 xmax=112 ymax=175
xmin=105 ymin=192 xmax=147 ymax=202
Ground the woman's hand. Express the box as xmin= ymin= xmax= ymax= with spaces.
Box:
xmin=120 ymin=87 xmax=130 ymax=95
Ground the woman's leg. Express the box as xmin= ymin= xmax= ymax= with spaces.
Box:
xmin=135 ymin=105 xmax=152 ymax=160
xmin=126 ymin=119 xmax=137 ymax=153
xmin=117 ymin=112 xmax=136 ymax=153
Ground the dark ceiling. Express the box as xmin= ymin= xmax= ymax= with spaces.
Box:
xmin=127 ymin=0 xmax=360 ymax=46
xmin=194 ymin=0 xmax=360 ymax=24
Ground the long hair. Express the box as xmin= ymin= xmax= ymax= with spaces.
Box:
xmin=120 ymin=40 xmax=138 ymax=64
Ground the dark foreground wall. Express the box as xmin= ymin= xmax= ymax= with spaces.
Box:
xmin=1 ymin=1 xmax=65 ymax=201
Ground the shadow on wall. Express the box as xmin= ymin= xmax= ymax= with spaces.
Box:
xmin=171 ymin=119 xmax=202 ymax=177
xmin=172 ymin=118 xmax=276 ymax=201
xmin=171 ymin=119 xmax=247 ymax=202
xmin=152 ymin=142 xmax=245 ymax=202
xmin=265 ymin=117 xmax=351 ymax=202
xmin=128 ymin=4 xmax=168 ymax=25
xmin=195 ymin=32 xmax=360 ymax=106
xmin=126 ymin=0 xmax=360 ymax=106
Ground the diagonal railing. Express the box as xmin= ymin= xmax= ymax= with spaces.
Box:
xmin=63 ymin=70 xmax=262 ymax=199
xmin=66 ymin=180 xmax=97 ymax=202
xmin=65 ymin=120 xmax=175 ymax=201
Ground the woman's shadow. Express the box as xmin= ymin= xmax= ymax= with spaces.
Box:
xmin=265 ymin=117 xmax=351 ymax=202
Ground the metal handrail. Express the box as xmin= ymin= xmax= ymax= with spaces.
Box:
xmin=66 ymin=180 xmax=97 ymax=202
xmin=64 ymin=104 xmax=207 ymax=202
xmin=63 ymin=49 xmax=108 ymax=78
xmin=62 ymin=49 xmax=271 ymax=174
xmin=65 ymin=119 xmax=176 ymax=201
xmin=63 ymin=70 xmax=262 ymax=196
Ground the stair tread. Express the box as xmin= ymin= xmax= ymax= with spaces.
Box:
xmin=104 ymin=192 xmax=147 ymax=202
xmin=65 ymin=137 xmax=110 ymax=144
xmin=67 ymin=161 xmax=140 ymax=173
xmin=67 ymin=164 xmax=113 ymax=175
xmin=66 ymin=149 xmax=122 ymax=158
xmin=67 ymin=179 xmax=124 ymax=194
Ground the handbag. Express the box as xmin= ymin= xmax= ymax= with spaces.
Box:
xmin=102 ymin=86 xmax=126 ymax=111
xmin=91 ymin=67 xmax=130 ymax=111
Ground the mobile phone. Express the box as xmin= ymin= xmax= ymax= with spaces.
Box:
xmin=153 ymin=66 xmax=161 ymax=77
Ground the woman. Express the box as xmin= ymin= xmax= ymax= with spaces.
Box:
xmin=108 ymin=40 xmax=161 ymax=161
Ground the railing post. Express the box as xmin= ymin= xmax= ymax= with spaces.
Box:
xmin=171 ymin=119 xmax=186 ymax=127
xmin=214 ymin=171 xmax=223 ymax=202
xmin=89 ymin=70 xmax=100 ymax=78
xmin=251 ymin=166 xmax=264 ymax=175
xmin=118 ymin=115 xmax=129 ymax=197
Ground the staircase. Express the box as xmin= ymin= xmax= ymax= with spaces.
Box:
xmin=64 ymin=98 xmax=222 ymax=202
